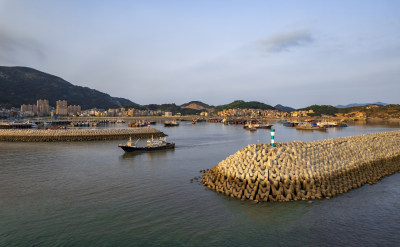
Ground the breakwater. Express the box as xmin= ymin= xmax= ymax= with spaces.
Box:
xmin=0 ymin=128 xmax=166 ymax=142
xmin=202 ymin=131 xmax=400 ymax=202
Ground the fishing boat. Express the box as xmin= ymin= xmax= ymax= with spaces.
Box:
xmin=129 ymin=121 xmax=147 ymax=127
xmin=118 ymin=136 xmax=175 ymax=152
xmin=296 ymin=123 xmax=327 ymax=131
xmin=243 ymin=123 xmax=257 ymax=131
xmin=283 ymin=122 xmax=298 ymax=127
xmin=254 ymin=124 xmax=273 ymax=129
xmin=317 ymin=121 xmax=348 ymax=128
xmin=24 ymin=120 xmax=38 ymax=128
xmin=164 ymin=121 xmax=179 ymax=127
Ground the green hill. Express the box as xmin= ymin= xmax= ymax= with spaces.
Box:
xmin=298 ymin=105 xmax=339 ymax=116
xmin=216 ymin=100 xmax=275 ymax=111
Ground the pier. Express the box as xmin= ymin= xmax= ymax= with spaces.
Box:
xmin=0 ymin=128 xmax=166 ymax=142
xmin=0 ymin=123 xmax=33 ymax=129
xmin=202 ymin=131 xmax=400 ymax=202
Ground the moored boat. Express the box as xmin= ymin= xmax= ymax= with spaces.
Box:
xmin=296 ymin=123 xmax=327 ymax=131
xmin=243 ymin=123 xmax=257 ymax=131
xmin=283 ymin=122 xmax=299 ymax=127
xmin=254 ymin=124 xmax=273 ymax=129
xmin=129 ymin=121 xmax=147 ymax=127
xmin=164 ymin=121 xmax=179 ymax=127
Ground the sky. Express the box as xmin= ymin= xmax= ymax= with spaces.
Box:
xmin=0 ymin=0 xmax=399 ymax=108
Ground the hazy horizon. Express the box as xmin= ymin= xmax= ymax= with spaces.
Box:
xmin=1 ymin=0 xmax=399 ymax=108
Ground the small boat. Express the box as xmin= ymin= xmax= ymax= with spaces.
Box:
xmin=243 ymin=123 xmax=257 ymax=131
xmin=129 ymin=121 xmax=147 ymax=127
xmin=25 ymin=121 xmax=38 ymax=128
xmin=283 ymin=122 xmax=295 ymax=127
xmin=296 ymin=123 xmax=327 ymax=131
xmin=164 ymin=121 xmax=179 ymax=127
xmin=118 ymin=136 xmax=175 ymax=152
xmin=254 ymin=124 xmax=273 ymax=129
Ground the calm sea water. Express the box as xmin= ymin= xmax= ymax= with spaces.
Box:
xmin=1 ymin=121 xmax=399 ymax=246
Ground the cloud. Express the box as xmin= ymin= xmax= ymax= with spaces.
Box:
xmin=257 ymin=29 xmax=313 ymax=53
xmin=0 ymin=28 xmax=45 ymax=63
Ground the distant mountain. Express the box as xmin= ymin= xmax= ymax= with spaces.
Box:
xmin=216 ymin=100 xmax=275 ymax=111
xmin=0 ymin=66 xmax=138 ymax=109
xmin=274 ymin=104 xmax=295 ymax=112
xmin=335 ymin=102 xmax=388 ymax=108
xmin=181 ymin=101 xmax=212 ymax=110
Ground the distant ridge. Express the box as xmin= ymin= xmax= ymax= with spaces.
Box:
xmin=181 ymin=101 xmax=212 ymax=110
xmin=335 ymin=102 xmax=388 ymax=108
xmin=0 ymin=66 xmax=138 ymax=109
xmin=274 ymin=104 xmax=295 ymax=112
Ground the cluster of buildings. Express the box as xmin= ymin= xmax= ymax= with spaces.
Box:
xmin=217 ymin=109 xmax=283 ymax=118
xmin=217 ymin=108 xmax=316 ymax=119
xmin=79 ymin=108 xmax=166 ymax=117
xmin=335 ymin=111 xmax=367 ymax=119
xmin=20 ymin=99 xmax=81 ymax=117
xmin=0 ymin=108 xmax=20 ymax=119
xmin=17 ymin=100 xmax=184 ymax=118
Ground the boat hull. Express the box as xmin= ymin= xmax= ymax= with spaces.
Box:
xmin=255 ymin=125 xmax=272 ymax=129
xmin=118 ymin=142 xmax=175 ymax=152
xmin=164 ymin=123 xmax=179 ymax=127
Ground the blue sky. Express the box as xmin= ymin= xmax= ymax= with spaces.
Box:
xmin=1 ymin=0 xmax=399 ymax=108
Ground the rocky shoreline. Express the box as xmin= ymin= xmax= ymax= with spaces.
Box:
xmin=0 ymin=128 xmax=166 ymax=142
xmin=202 ymin=131 xmax=400 ymax=202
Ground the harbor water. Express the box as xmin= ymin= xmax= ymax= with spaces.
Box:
xmin=1 ymin=121 xmax=399 ymax=246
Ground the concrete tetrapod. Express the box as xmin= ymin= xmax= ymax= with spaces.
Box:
xmin=201 ymin=131 xmax=400 ymax=202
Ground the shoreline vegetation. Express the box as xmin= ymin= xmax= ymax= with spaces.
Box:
xmin=201 ymin=130 xmax=400 ymax=202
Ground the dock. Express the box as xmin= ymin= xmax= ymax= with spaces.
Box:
xmin=0 ymin=123 xmax=33 ymax=129
xmin=0 ymin=128 xmax=166 ymax=142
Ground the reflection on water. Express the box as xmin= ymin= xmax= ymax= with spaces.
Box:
xmin=351 ymin=119 xmax=400 ymax=127
xmin=120 ymin=149 xmax=173 ymax=160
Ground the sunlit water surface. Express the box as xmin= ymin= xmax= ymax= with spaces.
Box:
xmin=1 ymin=121 xmax=399 ymax=246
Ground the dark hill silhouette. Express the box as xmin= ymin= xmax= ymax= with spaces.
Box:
xmin=0 ymin=66 xmax=138 ymax=109
xmin=274 ymin=104 xmax=295 ymax=112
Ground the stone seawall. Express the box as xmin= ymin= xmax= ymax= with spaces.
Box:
xmin=0 ymin=128 xmax=166 ymax=142
xmin=202 ymin=131 xmax=400 ymax=202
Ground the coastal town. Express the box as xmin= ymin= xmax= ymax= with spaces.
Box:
xmin=1 ymin=98 xmax=399 ymax=122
